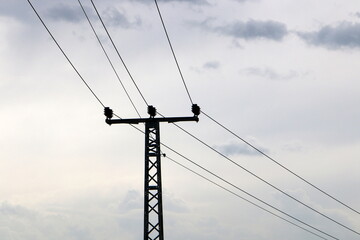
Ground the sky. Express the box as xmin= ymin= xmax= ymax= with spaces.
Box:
xmin=1 ymin=0 xmax=360 ymax=239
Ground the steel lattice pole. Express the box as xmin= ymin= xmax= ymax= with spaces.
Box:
xmin=144 ymin=120 xmax=164 ymax=240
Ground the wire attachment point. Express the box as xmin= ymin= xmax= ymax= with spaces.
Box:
xmin=192 ymin=104 xmax=201 ymax=116
xmin=104 ymin=107 xmax=113 ymax=120
xmin=148 ymin=105 xmax=157 ymax=117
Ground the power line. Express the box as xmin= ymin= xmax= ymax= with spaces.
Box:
xmin=153 ymin=0 xmax=358 ymax=219
xmin=27 ymin=0 xmax=105 ymax=108
xmin=109 ymin=109 xmax=337 ymax=239
xmin=151 ymin=3 xmax=358 ymax=230
xmin=27 ymin=1 xmax=356 ymax=238
xmin=154 ymin=0 xmax=194 ymax=104
xmin=87 ymin=0 xmax=358 ymax=224
xmin=120 ymin=112 xmax=336 ymax=240
xmin=164 ymin=155 xmax=329 ymax=240
xmin=78 ymin=0 xmax=141 ymax=118
xmin=90 ymin=0 xmax=149 ymax=107
xmin=166 ymin=119 xmax=360 ymax=236
xmin=202 ymin=110 xmax=360 ymax=215
xmin=160 ymin=142 xmax=342 ymax=240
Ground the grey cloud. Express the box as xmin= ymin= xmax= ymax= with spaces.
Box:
xmin=0 ymin=203 xmax=61 ymax=240
xmin=164 ymin=192 xmax=189 ymax=213
xmin=46 ymin=4 xmax=85 ymax=23
xmin=203 ymin=61 xmax=220 ymax=69
xmin=298 ymin=22 xmax=360 ymax=49
xmin=45 ymin=4 xmax=140 ymax=28
xmin=0 ymin=203 xmax=34 ymax=217
xmin=244 ymin=67 xmax=299 ymax=81
xmin=0 ymin=0 xmax=34 ymax=22
xmin=119 ymin=190 xmax=142 ymax=213
xmin=214 ymin=142 xmax=268 ymax=156
xmin=0 ymin=200 xmax=138 ymax=240
xmin=204 ymin=19 xmax=288 ymax=41
xmin=102 ymin=7 xmax=142 ymax=28
xmin=356 ymin=12 xmax=360 ymax=18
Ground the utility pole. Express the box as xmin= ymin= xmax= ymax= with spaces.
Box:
xmin=104 ymin=105 xmax=200 ymax=240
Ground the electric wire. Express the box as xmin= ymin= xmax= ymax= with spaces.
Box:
xmin=152 ymin=0 xmax=359 ymax=218
xmin=27 ymin=0 xmax=105 ymax=108
xmin=153 ymin=0 xmax=358 ymax=219
xmin=90 ymin=0 xmax=149 ymax=106
xmin=116 ymin=113 xmax=337 ymax=240
xmin=27 ymin=1 xmax=355 ymax=238
xmin=78 ymin=0 xmax=141 ymax=118
xmin=82 ymin=0 xmax=358 ymax=233
xmin=202 ymin=110 xmax=360 ymax=215
xmin=161 ymin=115 xmax=360 ymax=236
xmin=151 ymin=4 xmax=357 ymax=232
xmin=164 ymin=155 xmax=329 ymax=240
xmin=160 ymin=142 xmax=341 ymax=240
xmin=154 ymin=0 xmax=194 ymax=104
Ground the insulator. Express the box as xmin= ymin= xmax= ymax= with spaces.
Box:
xmin=192 ymin=104 xmax=201 ymax=116
xmin=148 ymin=105 xmax=157 ymax=117
xmin=104 ymin=107 xmax=113 ymax=119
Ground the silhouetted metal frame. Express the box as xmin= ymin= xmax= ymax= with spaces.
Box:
xmin=144 ymin=120 xmax=163 ymax=240
xmin=106 ymin=116 xmax=198 ymax=125
xmin=106 ymin=116 xmax=198 ymax=240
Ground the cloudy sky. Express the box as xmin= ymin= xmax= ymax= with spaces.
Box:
xmin=1 ymin=0 xmax=360 ymax=239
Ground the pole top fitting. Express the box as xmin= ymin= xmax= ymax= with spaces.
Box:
xmin=148 ymin=105 xmax=157 ymax=118
xmin=104 ymin=107 xmax=113 ymax=120
xmin=192 ymin=104 xmax=201 ymax=116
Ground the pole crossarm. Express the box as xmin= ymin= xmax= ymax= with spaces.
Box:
xmin=106 ymin=116 xmax=199 ymax=125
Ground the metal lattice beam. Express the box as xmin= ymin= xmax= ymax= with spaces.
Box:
xmin=144 ymin=121 xmax=164 ymax=240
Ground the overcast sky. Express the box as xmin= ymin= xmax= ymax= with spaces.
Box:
xmin=1 ymin=0 xmax=360 ymax=239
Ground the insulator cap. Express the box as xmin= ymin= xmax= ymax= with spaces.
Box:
xmin=192 ymin=104 xmax=201 ymax=116
xmin=148 ymin=105 xmax=157 ymax=117
xmin=104 ymin=107 xmax=113 ymax=119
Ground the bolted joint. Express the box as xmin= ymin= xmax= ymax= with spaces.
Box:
xmin=148 ymin=105 xmax=157 ymax=117
xmin=192 ymin=104 xmax=201 ymax=116
xmin=104 ymin=107 xmax=113 ymax=120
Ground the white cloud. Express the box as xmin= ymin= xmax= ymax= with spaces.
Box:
xmin=204 ymin=19 xmax=288 ymax=41
xmin=244 ymin=67 xmax=300 ymax=81
xmin=1 ymin=1 xmax=360 ymax=240
xmin=214 ymin=141 xmax=269 ymax=156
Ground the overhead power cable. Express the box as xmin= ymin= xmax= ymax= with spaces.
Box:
xmin=162 ymin=114 xmax=360 ymax=236
xmin=78 ymin=0 xmax=141 ymax=118
xmin=107 ymin=108 xmax=336 ymax=239
xmin=150 ymin=0 xmax=360 ymax=231
xmin=152 ymin=0 xmax=358 ymax=219
xmin=90 ymin=0 xmax=149 ymax=107
xmin=165 ymin=155 xmax=329 ymax=240
xmin=202 ymin=110 xmax=360 ymax=215
xmin=154 ymin=0 xmax=194 ymax=104
xmin=27 ymin=1 xmax=354 ymax=238
xmin=117 ymin=112 xmax=336 ymax=240
xmin=152 ymin=0 xmax=358 ymax=218
xmin=160 ymin=142 xmax=342 ymax=240
xmin=27 ymin=0 xmax=105 ymax=108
